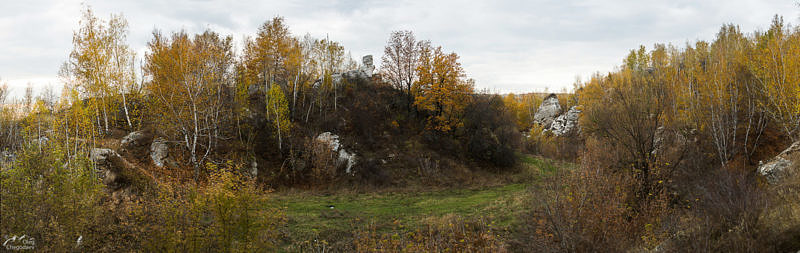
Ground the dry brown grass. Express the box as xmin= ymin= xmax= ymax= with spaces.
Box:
xmin=353 ymin=215 xmax=506 ymax=252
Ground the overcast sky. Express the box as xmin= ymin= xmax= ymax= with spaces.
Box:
xmin=1 ymin=0 xmax=799 ymax=99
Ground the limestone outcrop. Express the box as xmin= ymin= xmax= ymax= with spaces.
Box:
xmin=121 ymin=131 xmax=148 ymax=149
xmin=150 ymin=138 xmax=170 ymax=168
xmin=758 ymin=141 xmax=800 ymax=184
xmin=90 ymin=148 xmax=134 ymax=202
xmin=533 ymin=94 xmax=561 ymax=128
xmin=550 ymin=106 xmax=581 ymax=136
xmin=531 ymin=94 xmax=581 ymax=136
xmin=314 ymin=55 xmax=375 ymax=88
xmin=315 ymin=132 xmax=358 ymax=176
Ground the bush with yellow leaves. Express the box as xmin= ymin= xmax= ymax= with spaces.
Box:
xmin=139 ymin=162 xmax=286 ymax=252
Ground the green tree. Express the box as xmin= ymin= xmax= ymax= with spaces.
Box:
xmin=267 ymin=84 xmax=291 ymax=151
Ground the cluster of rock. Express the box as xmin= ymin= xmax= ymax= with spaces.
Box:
xmin=89 ymin=130 xmax=180 ymax=202
xmin=120 ymin=130 xmax=173 ymax=168
xmin=89 ymin=148 xmax=135 ymax=202
xmin=149 ymin=138 xmax=171 ymax=168
xmin=315 ymin=132 xmax=358 ymax=176
xmin=758 ymin=141 xmax=800 ymax=184
xmin=533 ymin=94 xmax=562 ymax=127
xmin=120 ymin=131 xmax=146 ymax=147
xmin=549 ymin=106 xmax=581 ymax=136
xmin=532 ymin=94 xmax=581 ymax=136
xmin=314 ymin=55 xmax=375 ymax=88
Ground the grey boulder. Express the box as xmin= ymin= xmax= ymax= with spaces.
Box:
xmin=550 ymin=106 xmax=581 ymax=136
xmin=533 ymin=94 xmax=562 ymax=128
xmin=150 ymin=138 xmax=170 ymax=168
xmin=758 ymin=141 xmax=800 ymax=184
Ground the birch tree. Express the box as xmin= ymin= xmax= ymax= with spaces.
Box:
xmin=243 ymin=17 xmax=297 ymax=120
xmin=266 ymin=84 xmax=291 ymax=151
xmin=145 ymin=30 xmax=234 ymax=179
xmin=67 ymin=6 xmax=135 ymax=133
xmin=748 ymin=16 xmax=800 ymax=141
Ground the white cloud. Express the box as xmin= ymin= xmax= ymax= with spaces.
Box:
xmin=1 ymin=0 xmax=799 ymax=99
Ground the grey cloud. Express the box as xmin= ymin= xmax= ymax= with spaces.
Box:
xmin=1 ymin=0 xmax=799 ymax=98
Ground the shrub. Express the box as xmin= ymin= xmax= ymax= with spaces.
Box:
xmin=525 ymin=124 xmax=582 ymax=162
xmin=668 ymin=167 xmax=800 ymax=252
xmin=0 ymin=144 xmax=104 ymax=251
xmin=512 ymin=165 xmax=672 ymax=252
xmin=524 ymin=124 xmax=549 ymax=155
xmin=139 ymin=162 xmax=285 ymax=252
xmin=462 ymin=94 xmax=520 ymax=167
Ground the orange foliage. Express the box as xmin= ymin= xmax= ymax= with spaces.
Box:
xmin=413 ymin=42 xmax=474 ymax=133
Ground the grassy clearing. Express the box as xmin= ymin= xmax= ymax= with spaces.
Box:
xmin=273 ymin=154 xmax=564 ymax=249
xmin=519 ymin=154 xmax=561 ymax=175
